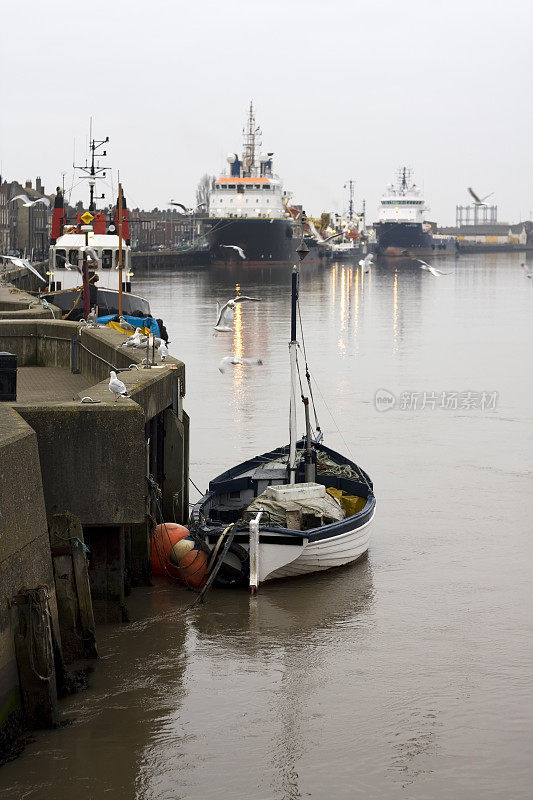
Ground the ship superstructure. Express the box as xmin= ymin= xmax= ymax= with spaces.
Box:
xmin=204 ymin=103 xmax=311 ymax=265
xmin=375 ymin=167 xmax=433 ymax=255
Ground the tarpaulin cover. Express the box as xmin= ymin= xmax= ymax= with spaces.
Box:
xmin=96 ymin=314 xmax=161 ymax=337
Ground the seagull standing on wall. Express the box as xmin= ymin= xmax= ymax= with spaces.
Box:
xmin=214 ymin=295 xmax=262 ymax=332
xmin=108 ymin=371 xmax=129 ymax=401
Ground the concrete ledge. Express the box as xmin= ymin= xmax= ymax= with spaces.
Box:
xmin=0 ymin=283 xmax=60 ymax=320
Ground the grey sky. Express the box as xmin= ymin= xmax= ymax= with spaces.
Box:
xmin=1 ymin=0 xmax=532 ymax=224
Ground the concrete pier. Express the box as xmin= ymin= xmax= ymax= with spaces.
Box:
xmin=0 ymin=282 xmax=189 ymax=758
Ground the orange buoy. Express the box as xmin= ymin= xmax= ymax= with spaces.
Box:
xmin=150 ymin=522 xmax=208 ymax=588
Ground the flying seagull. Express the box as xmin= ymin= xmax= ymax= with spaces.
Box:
xmin=358 ymin=253 xmax=374 ymax=272
xmin=214 ymin=295 xmax=262 ymax=332
xmin=0 ymin=254 xmax=46 ymax=282
xmin=218 ymin=356 xmax=263 ymax=373
xmin=468 ymin=187 xmax=494 ymax=206
xmin=221 ymin=244 xmax=246 ymax=260
xmin=108 ymin=371 xmax=129 ymax=401
xmin=413 ymin=258 xmax=449 ymax=277
xmin=11 ymin=194 xmax=50 ymax=208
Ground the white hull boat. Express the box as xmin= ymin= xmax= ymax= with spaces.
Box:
xmin=190 ymin=240 xmax=376 ymax=592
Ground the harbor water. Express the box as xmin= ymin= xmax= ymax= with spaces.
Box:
xmin=1 ymin=253 xmax=532 ymax=799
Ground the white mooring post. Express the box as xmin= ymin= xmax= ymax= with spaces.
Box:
xmin=249 ymin=510 xmax=263 ymax=595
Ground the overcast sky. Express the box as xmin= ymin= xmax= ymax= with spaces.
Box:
xmin=1 ymin=0 xmax=532 ymax=224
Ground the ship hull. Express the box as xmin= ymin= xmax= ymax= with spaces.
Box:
xmin=204 ymin=218 xmax=327 ymax=265
xmin=46 ymin=287 xmax=151 ymax=320
xmin=375 ymin=222 xmax=456 ymax=256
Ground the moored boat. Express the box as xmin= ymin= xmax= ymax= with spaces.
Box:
xmin=46 ymin=134 xmax=152 ymax=320
xmin=190 ymin=242 xmax=376 ymax=592
xmin=375 ymin=167 xmax=456 ymax=256
xmin=203 ymin=103 xmax=326 ymax=266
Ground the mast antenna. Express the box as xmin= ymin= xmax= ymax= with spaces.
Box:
xmin=344 ymin=179 xmax=355 ymax=221
xmin=74 ymin=122 xmax=110 ymax=211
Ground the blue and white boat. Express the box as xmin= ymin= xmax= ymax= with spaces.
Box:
xmin=190 ymin=244 xmax=376 ymax=592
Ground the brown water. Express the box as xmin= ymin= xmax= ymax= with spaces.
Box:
xmin=2 ymin=253 xmax=532 ymax=799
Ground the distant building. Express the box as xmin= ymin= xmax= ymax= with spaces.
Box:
xmin=436 ymin=223 xmax=528 ymax=246
xmin=0 ymin=179 xmax=9 ymax=253
xmin=129 ymin=208 xmax=195 ymax=250
xmin=5 ymin=177 xmax=53 ymax=259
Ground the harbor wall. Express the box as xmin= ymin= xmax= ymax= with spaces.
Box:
xmin=0 ymin=308 xmax=189 ymax=757
xmin=0 ymin=407 xmax=60 ymax=760
xmin=132 ymin=249 xmax=209 ymax=269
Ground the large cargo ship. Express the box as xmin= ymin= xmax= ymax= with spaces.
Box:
xmin=203 ymin=104 xmax=320 ymax=265
xmin=375 ymin=168 xmax=454 ymax=256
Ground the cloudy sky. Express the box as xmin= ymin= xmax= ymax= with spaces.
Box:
xmin=1 ymin=0 xmax=532 ymax=224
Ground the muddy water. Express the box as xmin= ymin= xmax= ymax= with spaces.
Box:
xmin=1 ymin=253 xmax=532 ymax=799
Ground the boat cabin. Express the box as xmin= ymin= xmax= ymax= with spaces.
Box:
xmin=48 ymin=233 xmax=132 ymax=293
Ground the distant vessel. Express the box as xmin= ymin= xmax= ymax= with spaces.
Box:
xmin=204 ymin=103 xmax=316 ymax=266
xmin=375 ymin=168 xmax=453 ymax=256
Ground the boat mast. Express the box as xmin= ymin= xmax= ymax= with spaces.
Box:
xmin=242 ymin=101 xmax=259 ymax=177
xmin=345 ymin=179 xmax=355 ymax=222
xmin=288 ymin=240 xmax=310 ymax=484
xmin=74 ymin=120 xmax=109 ymax=211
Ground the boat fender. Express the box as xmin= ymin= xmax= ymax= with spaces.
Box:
xmin=150 ymin=523 xmax=208 ymax=589
xmin=213 ymin=541 xmax=249 ymax=588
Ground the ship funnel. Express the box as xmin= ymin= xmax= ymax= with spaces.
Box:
xmin=50 ymin=188 xmax=65 ymax=243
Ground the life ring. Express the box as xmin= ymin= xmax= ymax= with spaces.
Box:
xmin=213 ymin=541 xmax=249 ymax=588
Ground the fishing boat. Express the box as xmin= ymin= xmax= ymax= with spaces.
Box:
xmin=190 ymin=242 xmax=376 ymax=592
xmin=46 ymin=132 xmax=151 ymax=320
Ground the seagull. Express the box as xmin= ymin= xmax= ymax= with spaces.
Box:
xmin=10 ymin=194 xmax=50 ymax=208
xmin=359 ymin=253 xmax=374 ymax=272
xmin=521 ymin=263 xmax=533 ymax=278
xmin=468 ymin=187 xmax=494 ymax=206
xmin=87 ymin=306 xmax=98 ymax=324
xmin=221 ymin=244 xmax=246 ymax=260
xmin=158 ymin=342 xmax=169 ymax=360
xmin=0 ymin=254 xmax=46 ymax=282
xmin=82 ymin=246 xmax=99 ymax=263
xmin=218 ymin=356 xmax=263 ymax=373
xmin=108 ymin=371 xmax=129 ymax=401
xmin=121 ymin=328 xmax=143 ymax=347
xmin=119 ymin=315 xmax=135 ymax=331
xmin=413 ymin=258 xmax=449 ymax=277
xmin=214 ymin=295 xmax=262 ymax=332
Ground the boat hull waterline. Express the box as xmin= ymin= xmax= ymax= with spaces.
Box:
xmin=192 ymin=441 xmax=376 ymax=586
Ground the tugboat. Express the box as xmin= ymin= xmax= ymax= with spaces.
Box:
xmin=46 ymin=134 xmax=151 ymax=319
xmin=375 ymin=167 xmax=454 ymax=256
xmin=203 ymin=103 xmax=321 ymax=266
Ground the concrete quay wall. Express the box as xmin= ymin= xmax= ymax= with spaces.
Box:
xmin=0 ymin=317 xmax=189 ymax=758
xmin=0 ymin=407 xmax=60 ymax=759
